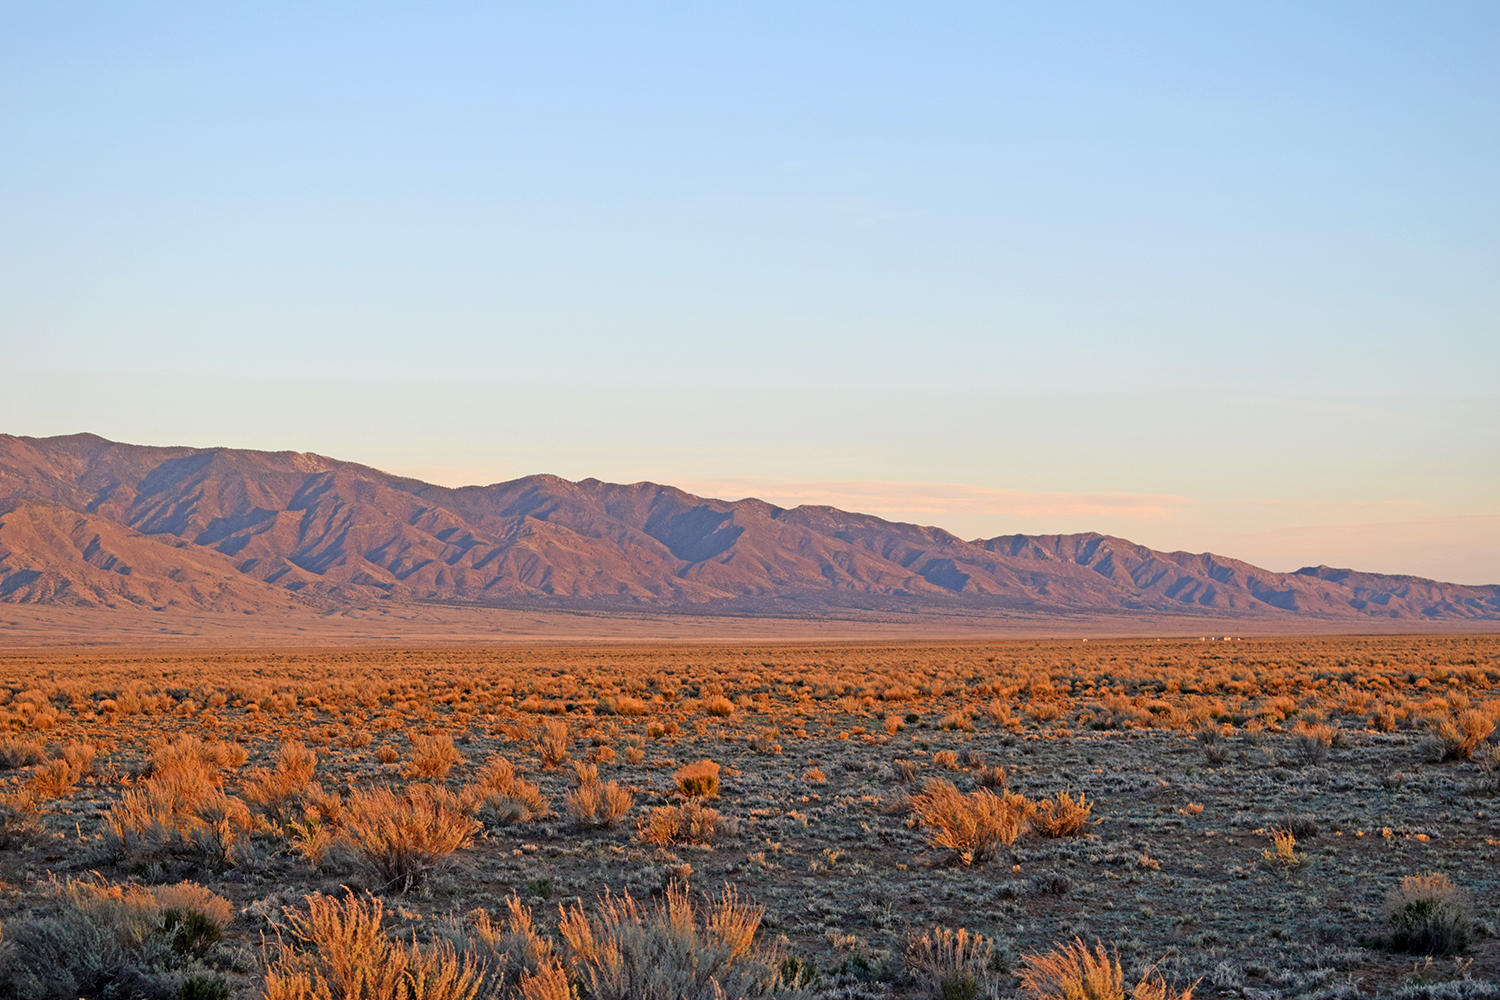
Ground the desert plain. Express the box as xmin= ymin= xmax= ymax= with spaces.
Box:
xmin=0 ymin=633 xmax=1496 ymax=999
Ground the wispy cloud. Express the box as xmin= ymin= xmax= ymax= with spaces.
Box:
xmin=675 ymin=477 xmax=1192 ymax=522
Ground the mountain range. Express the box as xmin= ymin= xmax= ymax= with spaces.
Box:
xmin=1 ymin=433 xmax=1496 ymax=623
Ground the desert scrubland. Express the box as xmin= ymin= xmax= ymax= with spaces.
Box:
xmin=0 ymin=635 xmax=1497 ymax=999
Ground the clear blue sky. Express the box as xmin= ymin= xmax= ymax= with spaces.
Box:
xmin=3 ymin=3 xmax=1497 ymax=582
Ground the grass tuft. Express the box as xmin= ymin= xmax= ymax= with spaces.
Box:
xmin=910 ymin=778 xmax=1030 ymax=866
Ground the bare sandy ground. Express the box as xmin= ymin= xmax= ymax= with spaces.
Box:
xmin=2 ymin=602 xmax=1496 ymax=648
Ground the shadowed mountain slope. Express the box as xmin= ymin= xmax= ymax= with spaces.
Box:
xmin=1 ymin=433 xmax=1496 ymax=621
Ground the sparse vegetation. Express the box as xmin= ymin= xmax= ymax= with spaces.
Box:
xmin=0 ymin=636 xmax=1495 ymax=995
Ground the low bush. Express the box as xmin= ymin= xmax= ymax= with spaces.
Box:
xmin=599 ymin=695 xmax=649 ymax=717
xmin=243 ymin=741 xmax=317 ymax=821
xmin=565 ymin=774 xmax=634 ymax=829
xmin=450 ymin=894 xmax=566 ymax=997
xmin=1477 ymin=742 xmax=1500 ymax=794
xmin=1429 ymin=710 xmax=1496 ymax=762
xmin=0 ymin=792 xmax=42 ymax=848
xmin=1293 ymin=722 xmax=1335 ymax=765
xmin=0 ymin=737 xmax=46 ymax=769
xmin=1384 ymin=873 xmax=1472 ymax=955
xmin=103 ymin=756 xmax=254 ymax=870
xmin=147 ymin=735 xmax=248 ymax=775
xmin=535 ymin=721 xmax=569 ymax=769
xmin=0 ymin=877 xmax=232 ymax=1000
xmin=974 ymin=765 xmax=1008 ymax=790
xmin=28 ymin=758 xmax=83 ymax=799
xmin=674 ymin=760 xmax=721 ymax=798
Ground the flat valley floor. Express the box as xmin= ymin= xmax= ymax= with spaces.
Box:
xmin=0 ymin=635 xmax=1497 ymax=998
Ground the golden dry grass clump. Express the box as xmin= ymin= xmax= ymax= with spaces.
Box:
xmin=673 ymin=759 xmax=721 ymax=797
xmin=0 ymin=736 xmax=46 ymax=769
xmin=24 ymin=759 xmax=75 ymax=803
xmin=1262 ymin=828 xmax=1307 ymax=869
xmin=1019 ymin=938 xmax=1196 ymax=1000
xmin=909 ymin=778 xmax=1031 ymax=865
xmin=599 ymin=694 xmax=650 ymax=716
xmin=148 ymin=734 xmax=249 ymax=773
xmin=974 ymin=764 xmax=1008 ymax=789
xmin=909 ymin=779 xmax=1098 ymax=862
xmin=263 ymin=890 xmax=485 ymax=1000
xmin=905 ymin=925 xmax=998 ymax=999
xmin=565 ymin=763 xmax=634 ymax=828
xmin=406 ymin=732 xmax=464 ymax=780
xmin=535 ymin=720 xmax=569 ymax=769
xmin=103 ymin=737 xmax=254 ymax=869
xmin=466 ymin=754 xmax=550 ymax=825
xmin=243 ymin=740 xmax=318 ymax=821
xmin=460 ymin=896 xmax=572 ymax=1000
xmin=339 ymin=783 xmax=479 ymax=892
xmin=1429 ymin=708 xmax=1497 ymax=761
xmin=266 ymin=884 xmax=807 ymax=1000
xmin=638 ymin=799 xmax=728 ymax=847
xmin=1029 ymin=789 xmax=1095 ymax=838
xmin=558 ymin=884 xmax=805 ymax=1000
